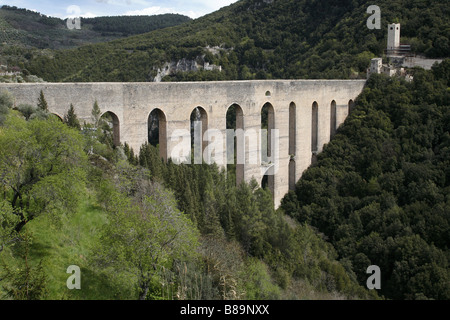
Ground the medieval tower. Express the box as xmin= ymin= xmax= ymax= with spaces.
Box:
xmin=387 ymin=23 xmax=401 ymax=53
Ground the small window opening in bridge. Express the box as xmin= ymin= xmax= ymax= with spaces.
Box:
xmin=190 ymin=106 xmax=208 ymax=162
xmin=148 ymin=108 xmax=167 ymax=162
xmin=330 ymin=100 xmax=337 ymax=138
xmin=265 ymin=91 xmax=271 ymax=97
xmin=311 ymin=101 xmax=318 ymax=153
xmin=99 ymin=111 xmax=120 ymax=147
xmin=226 ymin=104 xmax=244 ymax=186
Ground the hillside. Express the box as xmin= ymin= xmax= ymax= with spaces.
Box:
xmin=0 ymin=89 xmax=375 ymax=301
xmin=0 ymin=5 xmax=191 ymax=50
xmin=20 ymin=0 xmax=450 ymax=82
xmin=281 ymin=61 xmax=450 ymax=300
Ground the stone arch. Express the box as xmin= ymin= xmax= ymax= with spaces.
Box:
xmin=226 ymin=103 xmax=244 ymax=186
xmin=330 ymin=100 xmax=337 ymax=138
xmin=289 ymin=159 xmax=296 ymax=191
xmin=148 ymin=108 xmax=167 ymax=162
xmin=51 ymin=113 xmax=64 ymax=122
xmin=289 ymin=102 xmax=296 ymax=191
xmin=261 ymin=102 xmax=275 ymax=160
xmin=289 ymin=102 xmax=296 ymax=156
xmin=190 ymin=106 xmax=208 ymax=160
xmin=311 ymin=101 xmax=318 ymax=153
xmin=100 ymin=111 xmax=120 ymax=147
xmin=262 ymin=165 xmax=275 ymax=198
xmin=261 ymin=102 xmax=275 ymax=198
xmin=348 ymin=99 xmax=355 ymax=114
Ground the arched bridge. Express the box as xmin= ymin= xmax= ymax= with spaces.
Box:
xmin=0 ymin=80 xmax=366 ymax=207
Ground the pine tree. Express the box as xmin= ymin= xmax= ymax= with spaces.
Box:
xmin=37 ymin=90 xmax=48 ymax=112
xmin=202 ymin=186 xmax=225 ymax=237
xmin=64 ymin=104 xmax=81 ymax=130
xmin=0 ymin=231 xmax=48 ymax=300
xmin=91 ymin=100 xmax=101 ymax=128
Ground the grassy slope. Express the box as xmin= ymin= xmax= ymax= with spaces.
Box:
xmin=0 ymin=195 xmax=136 ymax=300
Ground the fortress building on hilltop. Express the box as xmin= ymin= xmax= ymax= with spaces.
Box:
xmin=368 ymin=23 xmax=443 ymax=80
xmin=386 ymin=23 xmax=411 ymax=56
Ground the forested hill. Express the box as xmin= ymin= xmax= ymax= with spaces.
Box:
xmin=0 ymin=5 xmax=191 ymax=49
xmin=22 ymin=0 xmax=450 ymax=82
xmin=281 ymin=60 xmax=450 ymax=300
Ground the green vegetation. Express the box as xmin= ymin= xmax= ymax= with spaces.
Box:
xmin=0 ymin=89 xmax=375 ymax=300
xmin=1 ymin=0 xmax=449 ymax=302
xmin=281 ymin=60 xmax=450 ymax=300
xmin=0 ymin=5 xmax=191 ymax=50
xmin=16 ymin=0 xmax=449 ymax=82
xmin=0 ymin=5 xmax=191 ymax=76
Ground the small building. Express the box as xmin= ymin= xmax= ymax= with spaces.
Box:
xmin=370 ymin=58 xmax=382 ymax=74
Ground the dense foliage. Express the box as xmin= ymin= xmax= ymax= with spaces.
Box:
xmin=19 ymin=0 xmax=450 ymax=82
xmin=281 ymin=61 xmax=450 ymax=300
xmin=0 ymin=90 xmax=373 ymax=300
xmin=0 ymin=5 xmax=191 ymax=50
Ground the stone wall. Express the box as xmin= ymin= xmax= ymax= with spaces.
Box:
xmin=0 ymin=80 xmax=366 ymax=207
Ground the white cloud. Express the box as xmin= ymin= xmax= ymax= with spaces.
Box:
xmin=95 ymin=0 xmax=152 ymax=6
xmin=81 ymin=12 xmax=99 ymax=18
xmin=188 ymin=0 xmax=238 ymax=10
xmin=124 ymin=6 xmax=203 ymax=19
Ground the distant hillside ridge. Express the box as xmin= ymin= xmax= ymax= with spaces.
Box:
xmin=0 ymin=5 xmax=191 ymax=49
xmin=16 ymin=0 xmax=450 ymax=82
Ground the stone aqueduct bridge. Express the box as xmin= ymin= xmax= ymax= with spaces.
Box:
xmin=0 ymin=80 xmax=366 ymax=207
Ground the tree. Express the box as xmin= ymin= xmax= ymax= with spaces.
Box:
xmin=0 ymin=114 xmax=87 ymax=232
xmin=17 ymin=104 xmax=37 ymax=120
xmin=91 ymin=100 xmax=101 ymax=128
xmin=93 ymin=182 xmax=199 ymax=300
xmin=64 ymin=103 xmax=81 ymax=130
xmin=0 ymin=231 xmax=48 ymax=300
xmin=0 ymin=90 xmax=13 ymax=125
xmin=0 ymin=199 xmax=19 ymax=253
xmin=37 ymin=90 xmax=48 ymax=112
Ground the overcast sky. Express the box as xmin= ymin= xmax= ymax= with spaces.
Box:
xmin=0 ymin=0 xmax=239 ymax=19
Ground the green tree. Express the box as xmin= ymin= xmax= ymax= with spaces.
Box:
xmin=64 ymin=103 xmax=81 ymax=130
xmin=0 ymin=90 xmax=13 ymax=125
xmin=0 ymin=114 xmax=87 ymax=232
xmin=93 ymin=182 xmax=199 ymax=300
xmin=17 ymin=104 xmax=37 ymax=120
xmin=0 ymin=199 xmax=19 ymax=253
xmin=0 ymin=231 xmax=48 ymax=300
xmin=37 ymin=90 xmax=48 ymax=112
xmin=91 ymin=100 xmax=101 ymax=128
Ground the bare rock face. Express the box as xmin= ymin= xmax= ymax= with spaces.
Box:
xmin=153 ymin=59 xmax=200 ymax=82
xmin=152 ymin=57 xmax=222 ymax=82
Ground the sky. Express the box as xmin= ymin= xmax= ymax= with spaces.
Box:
xmin=0 ymin=0 xmax=239 ymax=19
